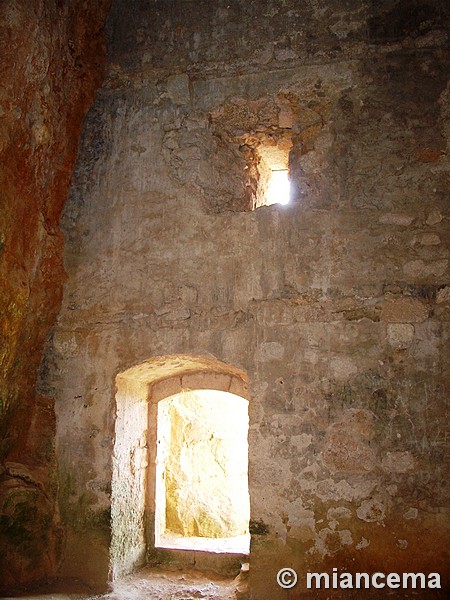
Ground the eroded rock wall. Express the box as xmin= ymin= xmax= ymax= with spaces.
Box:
xmin=0 ymin=0 xmax=110 ymax=589
xmin=42 ymin=0 xmax=449 ymax=595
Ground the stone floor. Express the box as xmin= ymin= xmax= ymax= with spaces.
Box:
xmin=1 ymin=566 xmax=243 ymax=600
xmin=2 ymin=568 xmax=448 ymax=599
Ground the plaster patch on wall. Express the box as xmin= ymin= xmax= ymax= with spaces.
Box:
xmin=315 ymin=478 xmax=377 ymax=503
xmin=356 ymin=499 xmax=386 ymax=523
xmin=403 ymin=507 xmax=418 ymax=520
xmin=356 ymin=537 xmax=370 ymax=550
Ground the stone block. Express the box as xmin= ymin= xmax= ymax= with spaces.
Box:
xmin=382 ymin=297 xmax=428 ymax=323
xmin=167 ymin=73 xmax=190 ymax=105
xmin=426 ymin=210 xmax=442 ymax=225
xmin=151 ymin=377 xmax=182 ymax=403
xmin=436 ymin=286 xmax=450 ymax=303
xmin=403 ymin=259 xmax=448 ymax=278
xmin=379 ymin=213 xmax=414 ymax=226
xmin=278 ymin=108 xmax=294 ymax=129
xmin=387 ymin=323 xmax=415 ymax=349
xmin=418 ymin=233 xmax=441 ymax=246
xmin=229 ymin=376 xmax=249 ymax=399
xmin=181 ymin=372 xmax=231 ymax=392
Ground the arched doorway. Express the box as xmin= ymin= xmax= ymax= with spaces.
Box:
xmin=110 ymin=355 xmax=250 ymax=580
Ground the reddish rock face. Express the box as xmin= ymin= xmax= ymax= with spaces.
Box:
xmin=0 ymin=0 xmax=110 ymax=590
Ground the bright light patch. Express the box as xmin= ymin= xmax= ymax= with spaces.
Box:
xmin=155 ymin=389 xmax=250 ymax=554
xmin=266 ymin=170 xmax=290 ymax=205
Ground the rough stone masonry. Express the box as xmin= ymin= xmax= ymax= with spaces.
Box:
xmin=1 ymin=0 xmax=449 ymax=598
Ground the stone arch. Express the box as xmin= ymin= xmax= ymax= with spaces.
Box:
xmin=110 ymin=354 xmax=249 ymax=580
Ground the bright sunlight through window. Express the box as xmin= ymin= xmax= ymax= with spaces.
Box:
xmin=266 ymin=169 xmax=290 ymax=206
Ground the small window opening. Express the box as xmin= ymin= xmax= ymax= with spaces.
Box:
xmin=155 ymin=389 xmax=250 ymax=554
xmin=266 ymin=169 xmax=290 ymax=206
xmin=241 ymin=136 xmax=292 ymax=209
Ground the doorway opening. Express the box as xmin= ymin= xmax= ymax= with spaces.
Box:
xmin=111 ymin=355 xmax=251 ymax=580
xmin=155 ymin=389 xmax=250 ymax=554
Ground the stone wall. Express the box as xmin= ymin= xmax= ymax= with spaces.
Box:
xmin=0 ymin=0 xmax=110 ymax=591
xmin=41 ymin=0 xmax=449 ymax=596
